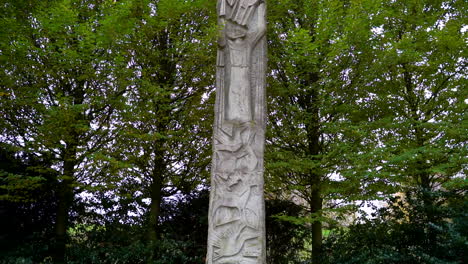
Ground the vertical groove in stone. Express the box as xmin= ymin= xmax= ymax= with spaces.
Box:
xmin=207 ymin=1 xmax=267 ymax=263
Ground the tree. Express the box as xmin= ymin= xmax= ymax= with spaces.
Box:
xmin=324 ymin=188 xmax=468 ymax=264
xmin=265 ymin=198 xmax=310 ymax=264
xmin=78 ymin=0 xmax=217 ymax=249
xmin=265 ymin=1 xmax=381 ymax=262
xmin=0 ymin=0 xmax=127 ymax=260
xmin=358 ymin=0 xmax=467 ymax=207
xmin=0 ymin=143 xmax=58 ymax=262
xmin=265 ymin=1 xmax=466 ymax=263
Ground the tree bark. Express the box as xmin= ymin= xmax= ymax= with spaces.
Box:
xmin=53 ymin=146 xmax=77 ymax=262
xmin=148 ymin=165 xmax=163 ymax=243
xmin=147 ymin=148 xmax=164 ymax=264
xmin=303 ymin=72 xmax=323 ymax=263
xmin=310 ymin=186 xmax=323 ymax=264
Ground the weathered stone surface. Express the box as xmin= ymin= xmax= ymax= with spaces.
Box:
xmin=207 ymin=1 xmax=267 ymax=263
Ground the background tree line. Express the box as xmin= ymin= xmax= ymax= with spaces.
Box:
xmin=0 ymin=0 xmax=466 ymax=263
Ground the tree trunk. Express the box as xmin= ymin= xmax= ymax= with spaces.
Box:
xmin=310 ymin=186 xmax=323 ymax=263
xmin=52 ymin=83 xmax=84 ymax=262
xmin=147 ymin=151 xmax=164 ymax=264
xmin=148 ymin=170 xmax=163 ymax=243
xmin=53 ymin=147 xmax=76 ymax=262
xmin=403 ymin=63 xmax=433 ymax=213
xmin=303 ymin=73 xmax=323 ymax=264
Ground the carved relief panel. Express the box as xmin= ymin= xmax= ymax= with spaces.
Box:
xmin=207 ymin=1 xmax=267 ymax=264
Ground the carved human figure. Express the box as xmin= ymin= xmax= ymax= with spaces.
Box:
xmin=218 ymin=0 xmax=266 ymax=123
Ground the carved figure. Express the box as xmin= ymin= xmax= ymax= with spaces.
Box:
xmin=218 ymin=0 xmax=266 ymax=124
xmin=207 ymin=1 xmax=267 ymax=264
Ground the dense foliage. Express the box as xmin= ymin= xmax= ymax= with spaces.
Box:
xmin=324 ymin=188 xmax=467 ymax=264
xmin=0 ymin=0 xmax=466 ymax=263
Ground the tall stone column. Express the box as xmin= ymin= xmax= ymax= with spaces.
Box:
xmin=207 ymin=1 xmax=267 ymax=264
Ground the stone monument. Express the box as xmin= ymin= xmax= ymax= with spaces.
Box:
xmin=206 ymin=0 xmax=267 ymax=263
